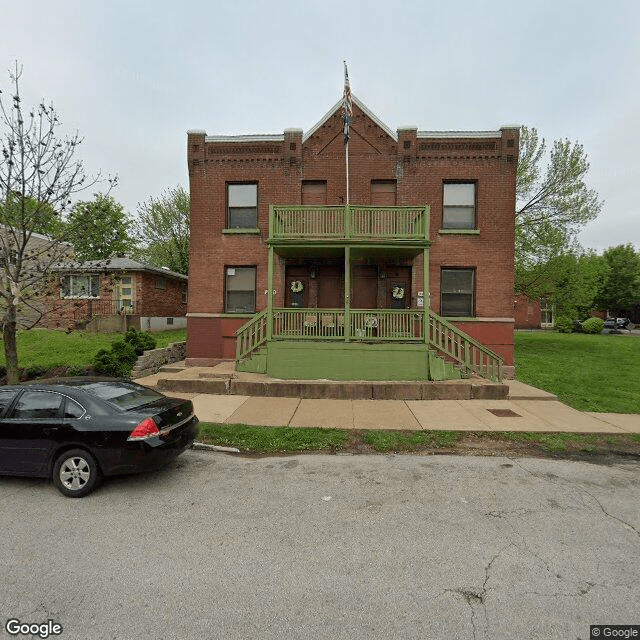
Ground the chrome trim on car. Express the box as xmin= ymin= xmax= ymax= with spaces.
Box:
xmin=159 ymin=413 xmax=196 ymax=435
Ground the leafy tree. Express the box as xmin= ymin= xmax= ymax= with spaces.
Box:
xmin=133 ymin=186 xmax=189 ymax=275
xmin=0 ymin=64 xmax=113 ymax=383
xmin=516 ymin=126 xmax=603 ymax=270
xmin=65 ymin=193 xmax=134 ymax=261
xmin=596 ymin=244 xmax=640 ymax=316
xmin=516 ymin=251 xmax=607 ymax=321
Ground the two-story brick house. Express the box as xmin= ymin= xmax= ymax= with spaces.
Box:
xmin=186 ymin=95 xmax=518 ymax=381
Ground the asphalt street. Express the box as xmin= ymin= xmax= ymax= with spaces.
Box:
xmin=1 ymin=451 xmax=639 ymax=640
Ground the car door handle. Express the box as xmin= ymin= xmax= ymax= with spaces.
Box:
xmin=43 ymin=427 xmax=60 ymax=435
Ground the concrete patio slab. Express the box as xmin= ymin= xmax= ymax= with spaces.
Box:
xmin=225 ymin=397 xmax=301 ymax=427
xmin=406 ymin=400 xmax=480 ymax=431
xmin=352 ymin=400 xmax=421 ymax=430
xmin=189 ymin=394 xmax=249 ymax=423
xmin=290 ymin=399 xmax=354 ymax=429
xmin=512 ymin=400 xmax=629 ymax=433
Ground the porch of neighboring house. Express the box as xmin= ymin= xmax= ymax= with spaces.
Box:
xmin=235 ymin=205 xmax=503 ymax=382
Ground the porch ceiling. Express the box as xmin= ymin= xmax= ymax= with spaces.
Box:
xmin=273 ymin=244 xmax=426 ymax=260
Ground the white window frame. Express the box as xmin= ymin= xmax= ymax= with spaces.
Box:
xmin=443 ymin=182 xmax=477 ymax=230
xmin=61 ymin=274 xmax=100 ymax=299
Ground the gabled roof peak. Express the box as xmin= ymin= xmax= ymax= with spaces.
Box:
xmin=303 ymin=94 xmax=397 ymax=143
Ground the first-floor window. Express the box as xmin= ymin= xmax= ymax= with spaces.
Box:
xmin=225 ymin=266 xmax=256 ymax=313
xmin=61 ymin=274 xmax=100 ymax=298
xmin=441 ymin=268 xmax=474 ymax=317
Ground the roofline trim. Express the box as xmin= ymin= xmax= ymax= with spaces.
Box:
xmin=417 ymin=130 xmax=502 ymax=139
xmin=204 ymin=134 xmax=285 ymax=143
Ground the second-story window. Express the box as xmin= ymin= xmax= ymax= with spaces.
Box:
xmin=227 ymin=183 xmax=258 ymax=228
xmin=443 ymin=182 xmax=476 ymax=229
xmin=61 ymin=274 xmax=100 ymax=299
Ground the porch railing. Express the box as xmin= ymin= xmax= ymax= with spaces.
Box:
xmin=271 ymin=308 xmax=424 ymax=341
xmin=427 ymin=310 xmax=503 ymax=382
xmin=72 ymin=299 xmax=138 ymax=321
xmin=236 ymin=309 xmax=268 ymax=362
xmin=269 ymin=205 xmax=429 ymax=241
xmin=236 ymin=308 xmax=503 ymax=382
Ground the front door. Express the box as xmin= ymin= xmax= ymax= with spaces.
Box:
xmin=351 ymin=266 xmax=378 ymax=309
xmin=285 ymin=275 xmax=309 ymax=308
xmin=317 ymin=266 xmax=343 ymax=309
xmin=385 ymin=267 xmax=411 ymax=309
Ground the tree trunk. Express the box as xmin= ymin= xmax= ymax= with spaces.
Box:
xmin=3 ymin=303 xmax=19 ymax=385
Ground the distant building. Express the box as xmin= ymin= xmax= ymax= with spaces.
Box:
xmin=45 ymin=257 xmax=188 ymax=332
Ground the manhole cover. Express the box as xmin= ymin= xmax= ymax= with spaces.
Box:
xmin=487 ymin=408 xmax=521 ymax=418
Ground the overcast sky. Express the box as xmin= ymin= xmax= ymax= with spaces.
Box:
xmin=1 ymin=0 xmax=638 ymax=253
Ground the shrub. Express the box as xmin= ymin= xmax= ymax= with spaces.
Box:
xmin=92 ymin=337 xmax=140 ymax=378
xmin=582 ymin=317 xmax=604 ymax=334
xmin=123 ymin=328 xmax=156 ymax=356
xmin=555 ymin=316 xmax=574 ymax=333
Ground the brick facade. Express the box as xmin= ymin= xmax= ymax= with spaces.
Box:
xmin=187 ymin=96 xmax=518 ymax=367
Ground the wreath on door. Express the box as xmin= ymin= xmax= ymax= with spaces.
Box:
xmin=392 ymin=286 xmax=405 ymax=300
xmin=290 ymin=280 xmax=304 ymax=293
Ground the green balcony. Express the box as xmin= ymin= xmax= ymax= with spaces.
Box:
xmin=268 ymin=205 xmax=430 ymax=245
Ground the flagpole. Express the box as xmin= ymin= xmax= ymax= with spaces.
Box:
xmin=345 ymin=138 xmax=349 ymax=205
xmin=342 ymin=61 xmax=352 ymax=206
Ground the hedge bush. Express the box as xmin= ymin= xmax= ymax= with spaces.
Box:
xmin=555 ymin=316 xmax=574 ymax=333
xmin=582 ymin=317 xmax=604 ymax=334
xmin=92 ymin=329 xmax=156 ymax=378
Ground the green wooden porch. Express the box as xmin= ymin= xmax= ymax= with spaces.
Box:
xmin=235 ymin=204 xmax=503 ymax=383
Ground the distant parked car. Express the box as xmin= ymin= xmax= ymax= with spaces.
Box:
xmin=603 ymin=317 xmax=631 ymax=330
xmin=0 ymin=378 xmax=199 ymax=497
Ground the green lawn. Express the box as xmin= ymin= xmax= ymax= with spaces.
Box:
xmin=515 ymin=330 xmax=639 ymax=413
xmin=0 ymin=328 xmax=186 ymax=371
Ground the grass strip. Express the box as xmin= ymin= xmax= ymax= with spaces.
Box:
xmin=361 ymin=430 xmax=461 ymax=452
xmin=198 ymin=423 xmax=351 ymax=453
xmin=196 ymin=424 xmax=640 ymax=457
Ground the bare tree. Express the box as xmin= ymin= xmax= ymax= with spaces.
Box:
xmin=0 ymin=64 xmax=114 ymax=383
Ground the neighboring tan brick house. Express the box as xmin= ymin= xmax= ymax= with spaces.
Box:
xmin=187 ymin=95 xmax=519 ymax=380
xmin=45 ymin=257 xmax=188 ymax=332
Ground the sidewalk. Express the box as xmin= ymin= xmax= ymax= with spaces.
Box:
xmin=135 ymin=369 xmax=640 ymax=435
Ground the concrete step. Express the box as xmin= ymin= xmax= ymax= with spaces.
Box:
xmin=155 ymin=376 xmax=508 ymax=400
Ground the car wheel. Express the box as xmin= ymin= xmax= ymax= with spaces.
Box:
xmin=52 ymin=449 xmax=100 ymax=498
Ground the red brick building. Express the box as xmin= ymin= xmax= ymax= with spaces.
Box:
xmin=45 ymin=258 xmax=188 ymax=332
xmin=186 ymin=96 xmax=519 ymax=380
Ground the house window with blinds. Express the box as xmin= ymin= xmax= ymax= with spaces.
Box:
xmin=225 ymin=267 xmax=256 ymax=313
xmin=440 ymin=268 xmax=474 ymax=317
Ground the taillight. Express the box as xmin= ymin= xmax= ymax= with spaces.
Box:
xmin=128 ymin=417 xmax=160 ymax=440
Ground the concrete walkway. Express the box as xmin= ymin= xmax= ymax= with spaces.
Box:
xmin=135 ymin=370 xmax=640 ymax=434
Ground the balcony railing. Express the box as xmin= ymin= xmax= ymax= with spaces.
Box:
xmin=269 ymin=205 xmax=429 ymax=242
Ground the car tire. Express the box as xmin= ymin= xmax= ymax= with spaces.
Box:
xmin=52 ymin=449 xmax=100 ymax=498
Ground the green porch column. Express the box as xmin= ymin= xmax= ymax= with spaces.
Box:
xmin=344 ymin=245 xmax=351 ymax=342
xmin=423 ymin=247 xmax=429 ymax=344
xmin=267 ymin=245 xmax=274 ymax=340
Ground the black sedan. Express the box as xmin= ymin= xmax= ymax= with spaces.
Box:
xmin=0 ymin=378 xmax=199 ymax=497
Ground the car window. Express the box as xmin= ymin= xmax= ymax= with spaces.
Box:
xmin=64 ymin=399 xmax=85 ymax=419
xmin=81 ymin=381 xmax=163 ymax=410
xmin=10 ymin=391 xmax=63 ymax=419
xmin=0 ymin=389 xmax=18 ymax=416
